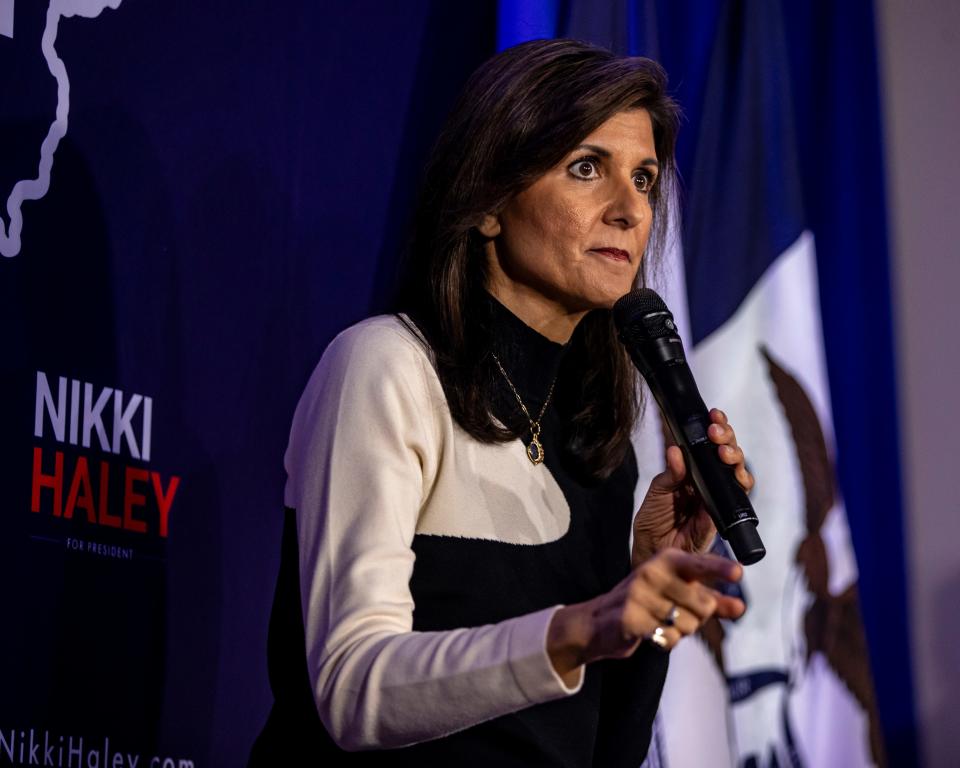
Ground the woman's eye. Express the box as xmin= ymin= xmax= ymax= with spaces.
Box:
xmin=568 ymin=159 xmax=599 ymax=179
xmin=634 ymin=172 xmax=653 ymax=193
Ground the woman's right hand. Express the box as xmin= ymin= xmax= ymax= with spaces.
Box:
xmin=546 ymin=549 xmax=745 ymax=686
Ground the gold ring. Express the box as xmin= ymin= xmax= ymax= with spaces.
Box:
xmin=648 ymin=626 xmax=668 ymax=649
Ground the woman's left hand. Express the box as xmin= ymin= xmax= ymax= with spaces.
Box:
xmin=631 ymin=408 xmax=754 ymax=567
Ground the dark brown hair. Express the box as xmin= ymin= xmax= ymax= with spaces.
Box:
xmin=395 ymin=38 xmax=681 ymax=479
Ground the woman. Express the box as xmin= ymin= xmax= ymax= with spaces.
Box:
xmin=251 ymin=39 xmax=752 ymax=767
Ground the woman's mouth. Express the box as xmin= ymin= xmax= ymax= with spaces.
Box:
xmin=590 ymin=247 xmax=631 ymax=262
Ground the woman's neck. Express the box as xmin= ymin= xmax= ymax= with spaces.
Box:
xmin=484 ymin=290 xmax=568 ymax=421
xmin=483 ymin=280 xmax=587 ymax=344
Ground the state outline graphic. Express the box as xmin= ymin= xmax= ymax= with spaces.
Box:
xmin=0 ymin=0 xmax=125 ymax=258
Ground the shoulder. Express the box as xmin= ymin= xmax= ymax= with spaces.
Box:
xmin=292 ymin=315 xmax=441 ymax=436
xmin=285 ymin=316 xmax=444 ymax=502
xmin=322 ymin=314 xmax=431 ymax=372
xmin=304 ymin=315 xmax=435 ymax=396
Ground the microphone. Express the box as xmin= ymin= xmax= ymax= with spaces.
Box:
xmin=613 ymin=289 xmax=765 ymax=565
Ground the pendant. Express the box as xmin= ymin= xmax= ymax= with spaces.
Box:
xmin=526 ymin=436 xmax=544 ymax=464
xmin=526 ymin=423 xmax=544 ymax=465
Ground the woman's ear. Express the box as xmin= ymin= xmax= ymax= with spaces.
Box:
xmin=476 ymin=213 xmax=501 ymax=238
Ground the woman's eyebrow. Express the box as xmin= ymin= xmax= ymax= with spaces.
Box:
xmin=573 ymin=144 xmax=659 ymax=168
xmin=574 ymin=143 xmax=612 ymax=157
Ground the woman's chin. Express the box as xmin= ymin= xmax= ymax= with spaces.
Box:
xmin=586 ymin=284 xmax=636 ymax=311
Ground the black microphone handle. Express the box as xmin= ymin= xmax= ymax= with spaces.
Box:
xmin=639 ymin=359 xmax=766 ymax=565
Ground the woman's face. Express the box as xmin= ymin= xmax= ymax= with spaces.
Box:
xmin=482 ymin=108 xmax=658 ymax=339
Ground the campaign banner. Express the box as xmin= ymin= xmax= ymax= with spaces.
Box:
xmin=1 ymin=1 xmax=497 ymax=764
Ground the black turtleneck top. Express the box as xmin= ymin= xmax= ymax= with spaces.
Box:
xmin=250 ymin=297 xmax=668 ymax=767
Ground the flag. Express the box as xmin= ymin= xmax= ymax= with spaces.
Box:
xmin=498 ymin=0 xmax=914 ymax=765
xmin=634 ymin=3 xmax=886 ymax=766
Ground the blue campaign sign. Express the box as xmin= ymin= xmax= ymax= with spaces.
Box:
xmin=0 ymin=1 xmax=496 ymax=764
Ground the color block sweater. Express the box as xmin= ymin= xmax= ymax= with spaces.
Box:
xmin=250 ymin=299 xmax=667 ymax=767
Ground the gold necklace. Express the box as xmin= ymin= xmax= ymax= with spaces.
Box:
xmin=491 ymin=352 xmax=559 ymax=465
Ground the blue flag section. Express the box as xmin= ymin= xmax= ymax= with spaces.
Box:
xmin=500 ymin=0 xmax=916 ymax=766
xmin=679 ymin=0 xmax=806 ymax=345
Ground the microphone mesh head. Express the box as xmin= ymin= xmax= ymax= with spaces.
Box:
xmin=613 ymin=288 xmax=669 ymax=331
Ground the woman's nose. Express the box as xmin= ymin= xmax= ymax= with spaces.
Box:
xmin=602 ymin=175 xmax=645 ymax=228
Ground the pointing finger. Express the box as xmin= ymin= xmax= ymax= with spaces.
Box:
xmin=668 ymin=551 xmax=743 ymax=585
xmin=710 ymin=589 xmax=746 ymax=620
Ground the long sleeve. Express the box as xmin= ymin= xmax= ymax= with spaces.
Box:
xmin=284 ymin=317 xmax=581 ymax=751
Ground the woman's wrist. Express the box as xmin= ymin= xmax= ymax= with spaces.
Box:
xmin=546 ymin=604 xmax=589 ymax=687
